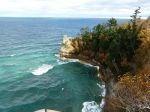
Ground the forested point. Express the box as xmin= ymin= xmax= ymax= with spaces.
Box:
xmin=70 ymin=7 xmax=150 ymax=112
xmin=72 ymin=7 xmax=147 ymax=77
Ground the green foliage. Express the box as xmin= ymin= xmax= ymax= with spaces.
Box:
xmin=75 ymin=7 xmax=142 ymax=77
xmin=130 ymin=7 xmax=141 ymax=34
xmin=107 ymin=18 xmax=118 ymax=27
xmin=78 ymin=27 xmax=91 ymax=41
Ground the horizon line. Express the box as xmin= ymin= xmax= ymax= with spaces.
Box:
xmin=0 ymin=16 xmax=147 ymax=19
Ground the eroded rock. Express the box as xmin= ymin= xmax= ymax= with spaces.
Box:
xmin=60 ymin=35 xmax=75 ymax=57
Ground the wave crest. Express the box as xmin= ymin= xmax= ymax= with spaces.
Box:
xmin=82 ymin=101 xmax=101 ymax=112
xmin=32 ymin=64 xmax=53 ymax=76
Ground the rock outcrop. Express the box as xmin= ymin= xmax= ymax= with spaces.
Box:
xmin=60 ymin=35 xmax=76 ymax=58
xmin=59 ymin=36 xmax=115 ymax=112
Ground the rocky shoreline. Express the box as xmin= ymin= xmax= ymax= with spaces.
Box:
xmin=60 ymin=36 xmax=115 ymax=112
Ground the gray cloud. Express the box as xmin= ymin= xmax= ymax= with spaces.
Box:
xmin=0 ymin=0 xmax=149 ymax=18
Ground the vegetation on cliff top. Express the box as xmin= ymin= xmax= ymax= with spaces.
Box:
xmin=72 ymin=7 xmax=144 ymax=78
xmin=70 ymin=7 xmax=150 ymax=112
xmin=108 ymin=36 xmax=150 ymax=112
xmin=110 ymin=63 xmax=150 ymax=112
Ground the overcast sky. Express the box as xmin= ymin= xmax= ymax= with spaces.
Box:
xmin=0 ymin=0 xmax=149 ymax=18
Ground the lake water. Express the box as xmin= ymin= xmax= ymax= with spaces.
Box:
xmin=0 ymin=18 xmax=127 ymax=112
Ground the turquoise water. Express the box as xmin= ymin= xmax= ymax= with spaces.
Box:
xmin=0 ymin=18 xmax=126 ymax=112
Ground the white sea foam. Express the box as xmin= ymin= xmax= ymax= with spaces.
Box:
xmin=72 ymin=59 xmax=99 ymax=70
xmin=68 ymin=59 xmax=79 ymax=63
xmin=100 ymin=99 xmax=105 ymax=110
xmin=62 ymin=88 xmax=64 ymax=91
xmin=97 ymin=84 xmax=106 ymax=97
xmin=81 ymin=84 xmax=106 ymax=112
xmin=82 ymin=101 xmax=101 ymax=112
xmin=97 ymin=83 xmax=106 ymax=109
xmin=81 ymin=62 xmax=99 ymax=69
xmin=54 ymin=54 xmax=60 ymax=58
xmin=57 ymin=59 xmax=69 ymax=65
xmin=32 ymin=64 xmax=54 ymax=76
xmin=10 ymin=54 xmax=15 ymax=57
xmin=56 ymin=58 xmax=79 ymax=65
xmin=55 ymin=53 xmax=99 ymax=69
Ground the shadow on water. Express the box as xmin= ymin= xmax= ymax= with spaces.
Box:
xmin=0 ymin=62 xmax=103 ymax=112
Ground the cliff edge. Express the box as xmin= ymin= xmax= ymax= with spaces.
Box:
xmin=60 ymin=35 xmax=76 ymax=58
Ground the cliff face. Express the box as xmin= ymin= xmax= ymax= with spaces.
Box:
xmin=60 ymin=35 xmax=112 ymax=78
xmin=60 ymin=35 xmax=76 ymax=58
xmin=59 ymin=16 xmax=150 ymax=112
xmin=60 ymin=36 xmax=99 ymax=65
xmin=60 ymin=35 xmax=115 ymax=112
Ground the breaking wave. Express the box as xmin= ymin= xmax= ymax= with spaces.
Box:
xmin=31 ymin=64 xmax=54 ymax=75
xmin=82 ymin=101 xmax=101 ymax=112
